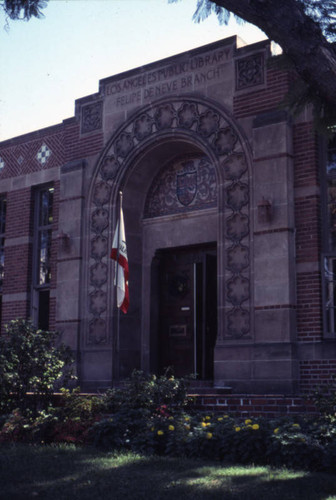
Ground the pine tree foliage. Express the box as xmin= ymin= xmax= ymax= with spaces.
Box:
xmin=0 ymin=0 xmax=48 ymax=21
xmin=301 ymin=0 xmax=336 ymax=41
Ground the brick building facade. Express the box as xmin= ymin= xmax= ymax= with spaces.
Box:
xmin=0 ymin=36 xmax=334 ymax=394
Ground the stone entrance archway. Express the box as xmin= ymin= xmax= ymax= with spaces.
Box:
xmin=82 ymin=96 xmax=252 ymax=387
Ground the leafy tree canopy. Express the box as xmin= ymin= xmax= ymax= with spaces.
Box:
xmin=0 ymin=0 xmax=48 ymax=21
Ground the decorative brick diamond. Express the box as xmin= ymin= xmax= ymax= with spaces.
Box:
xmin=0 ymin=157 xmax=4 ymax=170
xmin=17 ymin=155 xmax=24 ymax=165
xmin=36 ymin=143 xmax=51 ymax=165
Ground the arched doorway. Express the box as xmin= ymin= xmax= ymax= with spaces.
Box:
xmin=84 ymin=96 xmax=251 ymax=387
xmin=143 ymin=152 xmax=218 ymax=379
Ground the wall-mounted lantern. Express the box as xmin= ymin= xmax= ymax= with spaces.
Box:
xmin=257 ymin=197 xmax=272 ymax=223
xmin=57 ymin=230 xmax=70 ymax=250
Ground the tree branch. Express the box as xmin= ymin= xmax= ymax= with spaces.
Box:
xmin=210 ymin=0 xmax=336 ymax=107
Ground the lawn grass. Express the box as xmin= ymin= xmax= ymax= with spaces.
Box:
xmin=1 ymin=444 xmax=336 ymax=500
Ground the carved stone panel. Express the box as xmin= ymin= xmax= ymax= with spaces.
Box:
xmin=144 ymin=155 xmax=217 ymax=218
xmin=81 ymin=101 xmax=103 ymax=134
xmin=235 ymin=53 xmax=264 ymax=90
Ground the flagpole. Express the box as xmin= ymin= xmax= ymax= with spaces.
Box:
xmin=114 ymin=191 xmax=122 ymax=383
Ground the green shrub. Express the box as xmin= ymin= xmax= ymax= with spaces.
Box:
xmin=0 ymin=319 xmax=75 ymax=415
xmin=102 ymin=369 xmax=192 ymax=415
xmin=309 ymin=376 xmax=336 ymax=415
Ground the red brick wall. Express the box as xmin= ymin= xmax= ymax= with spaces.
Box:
xmin=300 ymin=360 xmax=336 ymax=393
xmin=64 ymin=123 xmax=103 ymax=163
xmin=234 ymin=58 xmax=294 ymax=118
xmin=191 ymin=394 xmax=317 ymax=416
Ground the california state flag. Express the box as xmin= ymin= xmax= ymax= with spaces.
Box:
xmin=110 ymin=207 xmax=129 ymax=314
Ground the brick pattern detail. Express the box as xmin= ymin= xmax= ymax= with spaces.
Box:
xmin=0 ymin=131 xmax=64 ymax=179
xmin=233 ymin=60 xmax=294 ymax=118
xmin=64 ymin=123 xmax=103 ymax=163
xmin=300 ymin=359 xmax=336 ymax=393
xmin=190 ymin=394 xmax=317 ymax=416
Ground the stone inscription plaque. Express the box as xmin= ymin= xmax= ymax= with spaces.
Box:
xmin=103 ymin=47 xmax=232 ymax=107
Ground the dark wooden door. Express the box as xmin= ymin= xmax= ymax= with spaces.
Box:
xmin=158 ymin=245 xmax=217 ymax=379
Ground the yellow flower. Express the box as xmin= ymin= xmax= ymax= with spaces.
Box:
xmin=157 ymin=430 xmax=164 ymax=436
xmin=235 ymin=426 xmax=241 ymax=432
xmin=223 ymin=415 xmax=229 ymax=418
xmin=205 ymin=416 xmax=211 ymax=421
xmin=245 ymin=419 xmax=252 ymax=425
xmin=206 ymin=432 xmax=213 ymax=439
xmin=292 ymin=423 xmax=300 ymax=429
xmin=184 ymin=417 xmax=190 ymax=422
xmin=274 ymin=428 xmax=279 ymax=434
xmin=252 ymin=424 xmax=259 ymax=430
xmin=151 ymin=426 xmax=155 ymax=432
xmin=168 ymin=416 xmax=174 ymax=420
xmin=168 ymin=425 xmax=175 ymax=431
xmin=217 ymin=417 xmax=223 ymax=421
xmin=202 ymin=422 xmax=210 ymax=427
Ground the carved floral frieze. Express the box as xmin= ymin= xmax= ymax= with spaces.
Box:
xmin=87 ymin=98 xmax=251 ymax=345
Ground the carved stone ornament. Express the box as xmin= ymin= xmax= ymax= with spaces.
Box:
xmin=81 ymin=101 xmax=103 ymax=134
xmin=227 ymin=275 xmax=249 ymax=306
xmin=93 ymin=182 xmax=111 ymax=207
xmin=222 ymin=153 xmax=247 ymax=180
xmin=198 ymin=110 xmax=220 ymax=138
xmin=90 ymin=262 xmax=108 ymax=287
xmin=236 ymin=53 xmax=264 ymax=91
xmin=89 ymin=289 xmax=107 ymax=315
xmin=89 ymin=318 xmax=107 ymax=344
xmin=115 ymin=132 xmax=133 ymax=158
xmin=87 ymin=98 xmax=251 ymax=345
xmin=227 ymin=245 xmax=249 ymax=273
xmin=177 ymin=103 xmax=198 ymax=129
xmin=226 ymin=213 xmax=249 ymax=242
xmin=100 ymin=156 xmax=120 ymax=181
xmin=91 ymin=208 xmax=109 ymax=234
xmin=226 ymin=182 xmax=249 ymax=211
xmin=134 ymin=114 xmax=153 ymax=141
xmin=227 ymin=308 xmax=250 ymax=338
xmin=144 ymin=155 xmax=216 ymax=218
xmin=154 ymin=104 xmax=175 ymax=129
xmin=91 ymin=235 xmax=108 ymax=260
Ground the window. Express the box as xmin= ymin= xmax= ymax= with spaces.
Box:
xmin=32 ymin=185 xmax=53 ymax=330
xmin=323 ymin=136 xmax=336 ymax=336
xmin=0 ymin=197 xmax=6 ymax=330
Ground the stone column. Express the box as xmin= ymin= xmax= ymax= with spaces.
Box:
xmin=252 ymin=111 xmax=298 ymax=392
xmin=215 ymin=111 xmax=298 ymax=393
xmin=56 ymin=160 xmax=85 ymax=380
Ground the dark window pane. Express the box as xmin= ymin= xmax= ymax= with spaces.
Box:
xmin=38 ymin=290 xmax=50 ymax=330
xmin=0 ymin=199 xmax=6 ymax=234
xmin=324 ymin=257 xmax=336 ymax=334
xmin=328 ymin=136 xmax=336 ymax=174
xmin=39 ymin=187 xmax=54 ymax=227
